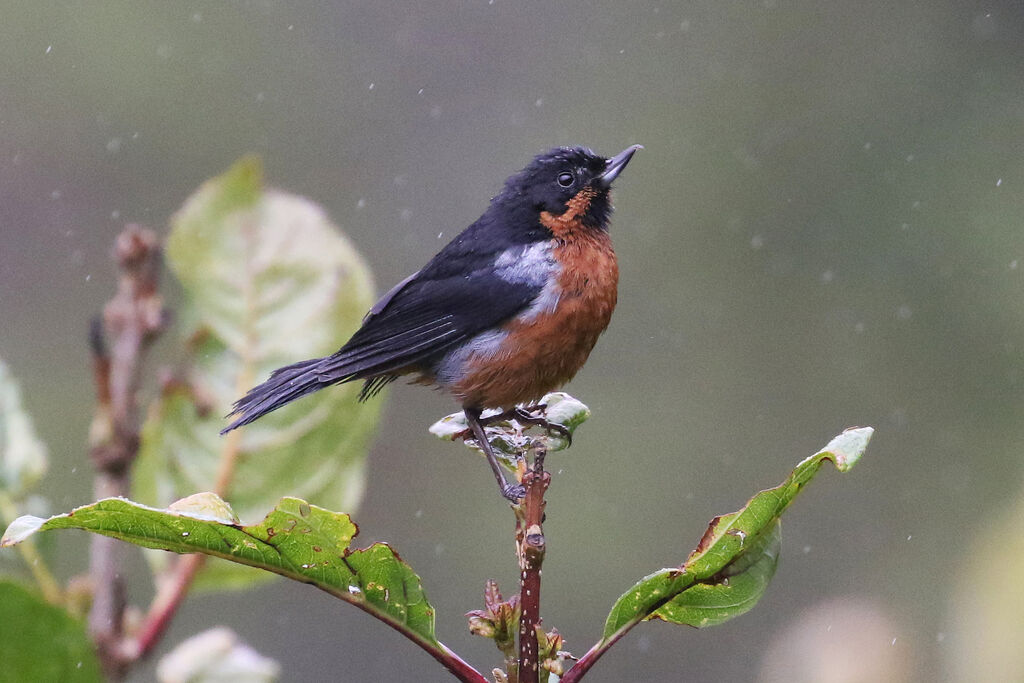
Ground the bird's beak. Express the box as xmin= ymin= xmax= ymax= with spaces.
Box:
xmin=596 ymin=144 xmax=643 ymax=189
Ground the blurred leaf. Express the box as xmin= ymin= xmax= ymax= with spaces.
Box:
xmin=948 ymin=492 xmax=1024 ymax=682
xmin=134 ymin=157 xmax=381 ymax=587
xmin=601 ymin=427 xmax=871 ymax=640
xmin=156 ymin=627 xmax=280 ymax=683
xmin=1 ymin=495 xmax=438 ymax=649
xmin=0 ymin=580 xmax=102 ymax=683
xmin=430 ymin=392 xmax=590 ymax=457
xmin=0 ymin=357 xmax=48 ymax=499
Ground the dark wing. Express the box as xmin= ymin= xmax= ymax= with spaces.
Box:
xmin=222 ymin=264 xmax=538 ymax=432
xmin=317 ymin=267 xmax=539 ymax=381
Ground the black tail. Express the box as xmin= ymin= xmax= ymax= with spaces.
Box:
xmin=221 ymin=357 xmax=335 ymax=434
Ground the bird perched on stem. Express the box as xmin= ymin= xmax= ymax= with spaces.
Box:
xmin=223 ymin=145 xmax=641 ymax=500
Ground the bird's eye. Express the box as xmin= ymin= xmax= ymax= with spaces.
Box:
xmin=556 ymin=171 xmax=574 ymax=187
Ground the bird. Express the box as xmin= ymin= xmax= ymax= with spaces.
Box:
xmin=222 ymin=144 xmax=641 ymax=500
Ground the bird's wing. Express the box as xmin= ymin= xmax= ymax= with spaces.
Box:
xmin=315 ymin=266 xmax=541 ymax=382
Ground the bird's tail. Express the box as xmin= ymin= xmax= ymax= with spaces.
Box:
xmin=221 ymin=357 xmax=332 ymax=434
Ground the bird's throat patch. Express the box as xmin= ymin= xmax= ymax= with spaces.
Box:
xmin=539 ymin=187 xmax=598 ymax=237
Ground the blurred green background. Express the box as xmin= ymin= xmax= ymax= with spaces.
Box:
xmin=2 ymin=1 xmax=1023 ymax=681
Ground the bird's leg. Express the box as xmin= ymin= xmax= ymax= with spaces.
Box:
xmin=464 ymin=407 xmax=526 ymax=501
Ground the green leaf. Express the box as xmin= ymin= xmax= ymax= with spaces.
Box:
xmin=0 ymin=357 xmax=48 ymax=499
xmin=134 ymin=157 xmax=381 ymax=587
xmin=1 ymin=495 xmax=438 ymax=648
xmin=602 ymin=427 xmax=872 ymax=639
xmin=0 ymin=580 xmax=102 ymax=682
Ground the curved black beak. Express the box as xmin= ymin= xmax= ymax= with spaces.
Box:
xmin=596 ymin=144 xmax=642 ymax=189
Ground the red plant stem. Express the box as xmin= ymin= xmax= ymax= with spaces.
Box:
xmin=125 ymin=554 xmax=205 ymax=661
xmin=517 ymin=451 xmax=550 ymax=683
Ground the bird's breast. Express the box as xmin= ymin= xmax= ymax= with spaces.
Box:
xmin=445 ymin=228 xmax=619 ymax=409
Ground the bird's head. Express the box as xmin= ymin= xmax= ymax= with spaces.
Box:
xmin=496 ymin=145 xmax=641 ymax=235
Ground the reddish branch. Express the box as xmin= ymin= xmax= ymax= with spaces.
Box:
xmin=88 ymin=225 xmax=165 ymax=678
xmin=516 ymin=447 xmax=550 ymax=683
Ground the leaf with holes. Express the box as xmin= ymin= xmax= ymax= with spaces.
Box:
xmin=2 ymin=494 xmax=438 ymax=648
xmin=562 ymin=428 xmax=872 ymax=683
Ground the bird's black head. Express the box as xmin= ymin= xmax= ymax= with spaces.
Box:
xmin=495 ymin=145 xmax=641 ymax=234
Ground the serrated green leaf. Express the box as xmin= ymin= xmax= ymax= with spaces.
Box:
xmin=134 ymin=157 xmax=381 ymax=589
xmin=601 ymin=427 xmax=872 ymax=640
xmin=0 ymin=580 xmax=102 ymax=683
xmin=0 ymin=357 xmax=48 ymax=499
xmin=2 ymin=495 xmax=438 ymax=647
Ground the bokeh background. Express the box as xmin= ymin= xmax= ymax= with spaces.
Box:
xmin=3 ymin=2 xmax=1024 ymax=681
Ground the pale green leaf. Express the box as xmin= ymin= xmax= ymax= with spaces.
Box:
xmin=0 ymin=357 xmax=48 ymax=499
xmin=134 ymin=157 xmax=381 ymax=588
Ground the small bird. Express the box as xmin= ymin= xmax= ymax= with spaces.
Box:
xmin=223 ymin=145 xmax=640 ymax=500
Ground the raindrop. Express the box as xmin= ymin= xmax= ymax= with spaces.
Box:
xmin=415 ymin=509 xmax=423 ymax=518
xmin=721 ymin=577 xmax=730 ymax=586
xmin=50 ymin=190 xmax=62 ymax=200
xmin=356 ymin=198 xmax=366 ymax=209
xmin=1010 ymin=260 xmax=1018 ymax=270
xmin=906 ymin=535 xmax=912 ymax=541
xmin=400 ymin=208 xmax=413 ymax=222
xmin=820 ymin=270 xmax=834 ymax=284
xmin=863 ymin=142 xmax=872 ymax=150
xmin=996 ymin=178 xmax=1003 ymax=187
xmin=437 ymin=232 xmax=443 ymax=239
xmin=680 ymin=19 xmax=691 ymax=32
xmin=300 ymin=563 xmax=312 ymax=569
xmin=802 ymin=545 xmax=811 ymax=554
xmin=368 ymin=82 xmax=375 ymax=90
xmin=936 ymin=632 xmax=946 ymax=643
xmin=181 ymin=532 xmax=189 ymax=537
xmin=106 ymin=138 xmax=122 ymax=153
xmin=348 ymin=584 xmax=361 ymax=594
xmin=896 ymin=305 xmax=912 ymax=320
xmin=905 ymin=154 xmax=914 ymax=162
xmin=535 ymin=98 xmax=543 ymax=107
xmin=288 ymin=25 xmax=294 ymax=30
xmin=750 ymin=235 xmax=764 ymax=249
xmin=191 ymin=12 xmax=202 ymax=22
xmin=46 ymin=45 xmax=53 ymax=54
xmin=891 ymin=637 xmax=897 ymax=646
xmin=854 ymin=322 xmax=865 ymax=334
xmin=85 ymin=275 xmax=91 ymax=282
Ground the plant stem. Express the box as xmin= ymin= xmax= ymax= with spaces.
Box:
xmin=87 ymin=225 xmax=165 ymax=679
xmin=517 ymin=447 xmax=549 ymax=683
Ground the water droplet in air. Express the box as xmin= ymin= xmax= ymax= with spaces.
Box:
xmin=997 ymin=178 xmax=1003 ymax=187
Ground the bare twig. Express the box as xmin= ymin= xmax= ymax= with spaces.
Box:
xmin=87 ymin=225 xmax=165 ymax=679
xmin=516 ymin=446 xmax=550 ymax=683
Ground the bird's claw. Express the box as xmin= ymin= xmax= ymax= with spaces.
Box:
xmin=501 ymin=482 xmax=526 ymax=501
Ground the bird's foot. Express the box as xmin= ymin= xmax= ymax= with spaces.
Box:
xmin=475 ymin=404 xmax=572 ymax=447
xmin=510 ymin=406 xmax=572 ymax=447
xmin=500 ymin=481 xmax=526 ymax=501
